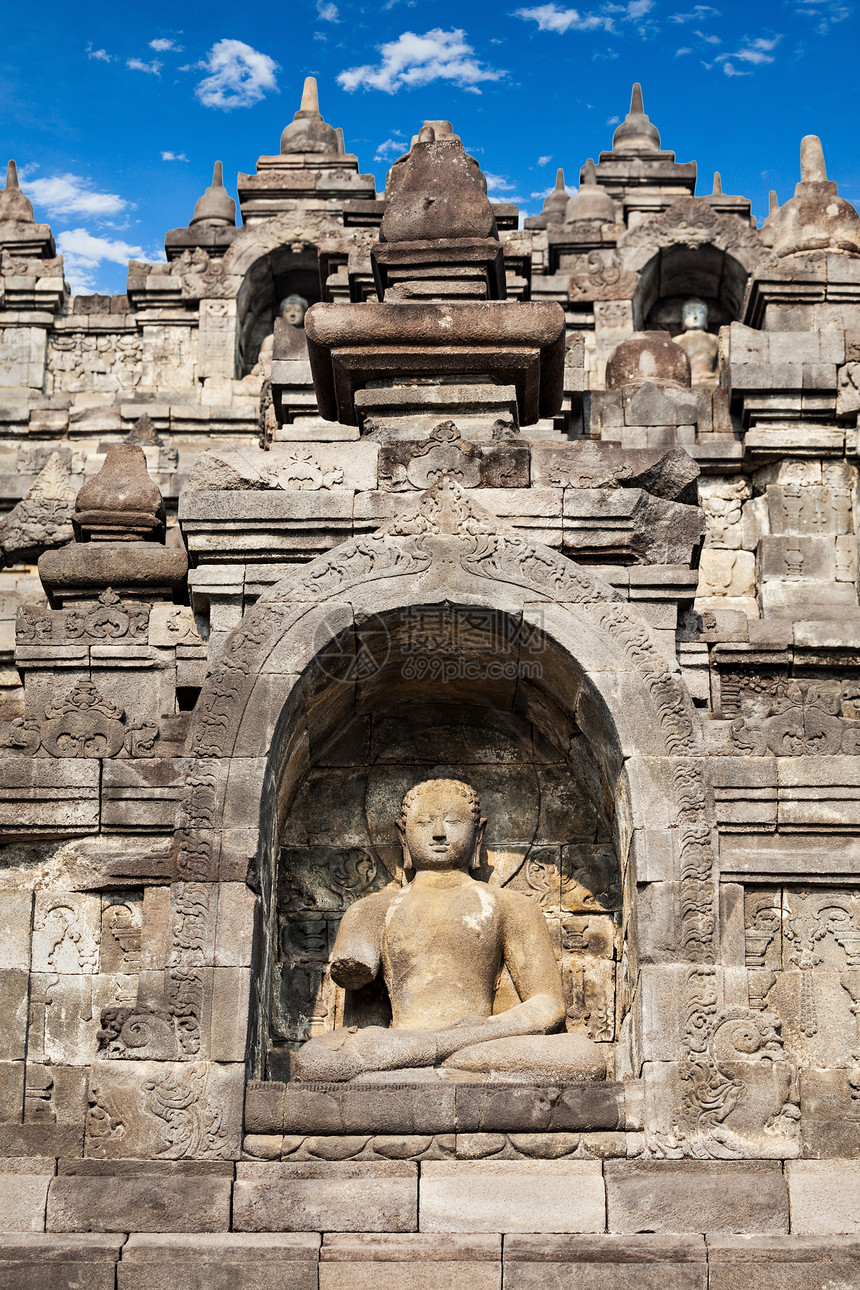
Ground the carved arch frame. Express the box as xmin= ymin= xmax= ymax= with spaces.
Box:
xmin=172 ymin=481 xmax=721 ymax=1103
xmin=618 ymin=196 xmax=762 ymax=333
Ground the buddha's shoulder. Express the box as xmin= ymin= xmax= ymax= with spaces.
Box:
xmin=492 ymin=883 xmax=547 ymax=920
xmin=341 ymin=884 xmax=402 ymax=921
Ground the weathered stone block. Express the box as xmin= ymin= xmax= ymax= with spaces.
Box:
xmin=280 ymin=1083 xmax=456 ymax=1136
xmin=118 ymin=1233 xmax=321 ymax=1290
xmin=0 ymin=971 xmax=28 ymax=1061
xmin=454 ymin=1082 xmax=623 ymax=1133
xmin=0 ymin=1234 xmax=123 ymax=1290
xmin=503 ymin=1234 xmax=707 ymax=1290
xmin=320 ymin=1232 xmax=501 ymax=1289
xmin=419 ymin=1160 xmax=605 ymax=1233
xmin=46 ymin=1174 xmax=231 ymax=1232
xmin=0 ymin=1169 xmax=52 ymax=1232
xmin=233 ymin=1161 xmax=418 ymax=1232
xmin=786 ymin=1161 xmax=860 ymax=1234
xmin=605 ymin=1161 xmax=788 ymax=1234
xmin=707 ymin=1234 xmax=860 ymax=1290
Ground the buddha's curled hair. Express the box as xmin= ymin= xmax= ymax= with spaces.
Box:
xmin=399 ymin=778 xmax=482 ymax=825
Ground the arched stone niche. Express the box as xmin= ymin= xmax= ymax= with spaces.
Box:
xmin=619 ymin=197 xmax=761 ymax=335
xmin=267 ymin=607 xmax=624 ymax=1081
xmin=176 ymin=480 xmax=719 ymax=1096
xmin=216 ymin=214 xmax=343 ymax=374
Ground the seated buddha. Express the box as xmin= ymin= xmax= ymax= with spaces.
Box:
xmin=293 ymin=777 xmax=607 ymax=1083
xmin=674 ymin=297 xmax=719 ymax=386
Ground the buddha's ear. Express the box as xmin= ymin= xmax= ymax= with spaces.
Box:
xmin=395 ymin=816 xmax=413 ymax=873
xmin=470 ymin=818 xmax=488 ymax=870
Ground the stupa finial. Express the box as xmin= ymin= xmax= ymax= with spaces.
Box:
xmin=300 ymin=76 xmax=319 ymax=114
xmin=800 ymin=134 xmax=828 ymax=184
xmin=771 ymin=132 xmax=860 ymax=256
xmin=713 ymin=171 xmax=722 ymax=195
xmin=0 ymin=159 xmax=35 ymax=224
xmin=768 ymin=190 xmax=779 ymax=216
xmin=582 ymin=159 xmax=597 ymax=184
xmin=280 ymin=75 xmax=339 ymax=154
xmin=189 ymin=160 xmax=236 ymax=228
xmin=612 ymin=82 xmax=661 ymax=153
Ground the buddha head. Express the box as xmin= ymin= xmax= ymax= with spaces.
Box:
xmin=681 ymin=298 xmax=709 ymax=334
xmin=279 ymin=294 xmax=309 ymax=328
xmin=396 ymin=778 xmax=486 ymax=874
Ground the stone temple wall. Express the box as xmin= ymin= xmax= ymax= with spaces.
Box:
xmin=2 ymin=78 xmax=860 ymax=1287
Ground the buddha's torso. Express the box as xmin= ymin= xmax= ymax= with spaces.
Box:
xmin=381 ymin=873 xmax=504 ymax=1030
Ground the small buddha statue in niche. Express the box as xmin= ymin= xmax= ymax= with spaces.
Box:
xmin=256 ymin=293 xmax=309 ymax=376
xmin=674 ymin=297 xmax=719 ymax=386
xmin=293 ymin=778 xmax=607 ymax=1083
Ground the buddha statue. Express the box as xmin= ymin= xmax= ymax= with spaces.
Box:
xmin=293 ymin=777 xmax=607 ymax=1083
xmin=256 ymin=294 xmax=309 ymax=375
xmin=674 ymin=298 xmax=719 ymax=386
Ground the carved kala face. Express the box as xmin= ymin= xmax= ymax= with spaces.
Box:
xmin=397 ymin=782 xmax=484 ymax=872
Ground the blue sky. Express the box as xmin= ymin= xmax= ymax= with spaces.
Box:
xmin=2 ymin=0 xmax=857 ymax=294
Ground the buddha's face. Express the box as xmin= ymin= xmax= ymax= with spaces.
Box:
xmin=682 ymin=299 xmax=708 ymax=332
xmin=397 ymin=782 xmax=484 ymax=873
xmin=280 ymin=297 xmax=307 ymax=327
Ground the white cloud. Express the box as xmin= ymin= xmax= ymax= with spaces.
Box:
xmin=484 ymin=172 xmax=517 ymax=194
xmin=317 ymin=0 xmax=339 ymax=18
xmin=57 ymin=229 xmax=143 ymax=294
xmin=86 ymin=43 xmax=112 ymax=62
xmin=338 ymin=28 xmax=504 ymax=93
xmin=485 ymin=176 xmax=525 ymax=202
xmin=150 ymin=37 xmax=182 ymax=51
xmin=670 ymin=4 xmax=719 ymax=20
xmin=695 ymin=28 xmax=721 ymax=42
xmin=796 ymin=0 xmax=850 ymax=32
xmin=514 ymin=4 xmax=612 ymax=31
xmin=537 ymin=154 xmax=553 ymax=166
xmin=625 ymin=0 xmax=653 ymax=17
xmin=676 ymin=45 xmax=692 ymax=53
xmin=127 ymin=57 xmax=162 ymax=74
xmin=195 ymin=38 xmax=279 ymax=109
xmin=374 ymin=136 xmax=407 ymax=161
xmin=721 ymin=61 xmax=749 ymax=75
xmin=161 ymin=151 xmax=189 ymax=161
xmin=606 ymin=113 xmax=620 ymax=124
xmin=717 ymin=34 xmax=781 ymax=66
xmin=19 ymin=171 xmax=128 ymax=218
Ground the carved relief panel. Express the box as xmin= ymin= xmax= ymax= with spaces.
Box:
xmin=745 ymin=886 xmax=860 ymax=1070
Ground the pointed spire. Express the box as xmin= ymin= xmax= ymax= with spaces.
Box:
xmin=0 ymin=159 xmax=35 ymax=224
xmin=190 ymin=160 xmax=236 ymax=228
xmin=539 ymin=168 xmax=572 ymax=224
xmin=611 ymin=82 xmax=661 ymax=153
xmin=800 ymin=134 xmax=828 ymax=184
xmin=771 ymin=132 xmax=860 ymax=256
xmin=280 ymin=75 xmax=339 ymax=154
xmin=300 ymin=75 xmax=319 ymax=114
xmin=769 ymin=190 xmax=779 ymax=216
xmin=712 ymin=171 xmax=722 ymax=195
xmin=568 ymin=158 xmax=616 ymax=222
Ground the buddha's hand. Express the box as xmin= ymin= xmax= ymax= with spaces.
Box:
xmin=293 ymin=1025 xmax=438 ymax=1082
